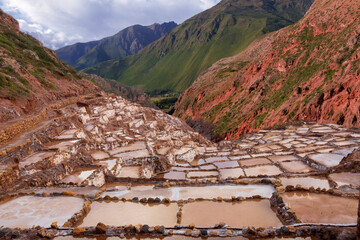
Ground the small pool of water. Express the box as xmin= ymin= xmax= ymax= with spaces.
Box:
xmin=0 ymin=196 xmax=84 ymax=228
xmin=181 ymin=200 xmax=282 ymax=228
xmin=244 ymin=165 xmax=282 ymax=177
xmin=219 ymin=168 xmax=245 ymax=179
xmin=80 ymin=202 xmax=178 ymax=227
xmin=239 ymin=158 xmax=271 ymax=167
xmin=280 ymin=161 xmax=313 ymax=173
xmin=329 ymin=172 xmax=360 ymax=187
xmin=282 ymin=192 xmax=358 ymax=224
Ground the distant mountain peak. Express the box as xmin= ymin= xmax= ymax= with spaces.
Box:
xmin=56 ymin=21 xmax=177 ymax=70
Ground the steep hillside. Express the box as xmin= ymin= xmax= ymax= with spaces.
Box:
xmin=56 ymin=22 xmax=177 ymax=70
xmin=174 ymin=0 xmax=360 ymax=140
xmin=0 ymin=9 xmax=100 ymax=123
xmin=81 ymin=73 xmax=154 ymax=108
xmin=85 ymin=0 xmax=314 ymax=95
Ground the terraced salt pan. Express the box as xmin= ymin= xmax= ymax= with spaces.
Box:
xmin=46 ymin=140 xmax=80 ymax=151
xmin=62 ymin=170 xmax=95 ymax=184
xmin=187 ymin=171 xmax=219 ymax=178
xmin=280 ymin=161 xmax=313 ymax=173
xmin=102 ymin=185 xmax=275 ymax=200
xmin=0 ymin=196 xmax=84 ymax=228
xmin=80 ymin=202 xmax=178 ymax=227
xmin=181 ymin=200 xmax=282 ymax=228
xmin=19 ymin=151 xmax=55 ymax=168
xmin=91 ymin=151 xmax=109 ymax=160
xmin=160 ymin=171 xmax=186 ymax=180
xmin=113 ymin=149 xmax=149 ymax=160
xmin=309 ymin=153 xmax=344 ymax=167
xmin=282 ymin=192 xmax=358 ymax=224
xmin=219 ymin=168 xmax=245 ymax=179
xmin=329 ymin=172 xmax=360 ymax=187
xmin=244 ymin=165 xmax=282 ymax=177
xmin=280 ymin=177 xmax=330 ymax=189
xmin=109 ymin=142 xmax=146 ymax=155
xmin=116 ymin=166 xmax=140 ymax=178
xmin=268 ymin=155 xmax=298 ymax=162
xmin=239 ymin=158 xmax=271 ymax=167
xmin=213 ymin=161 xmax=239 ymax=169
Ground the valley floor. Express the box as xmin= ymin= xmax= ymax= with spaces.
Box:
xmin=0 ymin=94 xmax=359 ymax=239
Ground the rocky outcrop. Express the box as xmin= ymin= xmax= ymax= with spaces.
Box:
xmin=0 ymin=9 xmax=19 ymax=33
xmin=175 ymin=0 xmax=360 ymax=140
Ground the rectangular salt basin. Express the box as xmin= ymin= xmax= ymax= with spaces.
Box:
xmin=181 ymin=200 xmax=282 ymax=228
xmin=187 ymin=171 xmax=219 ymax=178
xmin=244 ymin=165 xmax=283 ymax=177
xmin=280 ymin=177 xmax=330 ymax=189
xmin=239 ymin=158 xmax=272 ymax=167
xmin=280 ymin=161 xmax=313 ymax=173
xmin=213 ymin=161 xmax=239 ymax=169
xmin=80 ymin=202 xmax=178 ymax=227
xmin=309 ymin=153 xmax=344 ymax=167
xmin=282 ymin=192 xmax=358 ymax=224
xmin=116 ymin=166 xmax=140 ymax=178
xmin=19 ymin=151 xmax=55 ymax=168
xmin=109 ymin=142 xmax=146 ymax=155
xmin=220 ymin=168 xmax=245 ymax=179
xmin=102 ymin=185 xmax=275 ymax=200
xmin=91 ymin=151 xmax=110 ymax=160
xmin=113 ymin=149 xmax=149 ymax=160
xmin=0 ymin=196 xmax=84 ymax=228
xmin=329 ymin=172 xmax=360 ymax=187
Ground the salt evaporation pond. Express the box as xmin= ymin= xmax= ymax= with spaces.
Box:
xmin=0 ymin=196 xmax=84 ymax=228
xmin=329 ymin=172 xmax=360 ymax=187
xmin=102 ymin=185 xmax=275 ymax=200
xmin=181 ymin=200 xmax=282 ymax=228
xmin=282 ymin=192 xmax=358 ymax=224
xmin=280 ymin=177 xmax=330 ymax=189
xmin=80 ymin=202 xmax=178 ymax=227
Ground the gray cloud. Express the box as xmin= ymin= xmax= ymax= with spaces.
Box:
xmin=0 ymin=0 xmax=221 ymax=49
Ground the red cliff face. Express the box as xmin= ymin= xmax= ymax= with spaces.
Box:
xmin=0 ymin=10 xmax=100 ymax=123
xmin=175 ymin=0 xmax=360 ymax=140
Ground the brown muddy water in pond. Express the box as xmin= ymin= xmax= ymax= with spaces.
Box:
xmin=329 ymin=172 xmax=360 ymax=187
xmin=280 ymin=177 xmax=330 ymax=189
xmin=244 ymin=165 xmax=282 ymax=177
xmin=80 ymin=202 xmax=178 ymax=227
xmin=181 ymin=200 xmax=282 ymax=228
xmin=117 ymin=166 xmax=141 ymax=178
xmin=280 ymin=161 xmax=313 ymax=173
xmin=282 ymin=192 xmax=358 ymax=224
xmin=0 ymin=196 xmax=84 ymax=228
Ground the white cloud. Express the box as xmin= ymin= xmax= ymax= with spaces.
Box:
xmin=0 ymin=0 xmax=220 ymax=49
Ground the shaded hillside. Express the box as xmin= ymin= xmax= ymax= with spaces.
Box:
xmin=0 ymin=9 xmax=100 ymax=123
xmin=81 ymin=73 xmax=154 ymax=108
xmin=85 ymin=0 xmax=314 ymax=95
xmin=56 ymin=22 xmax=177 ymax=70
xmin=174 ymin=0 xmax=360 ymax=139
xmin=56 ymin=41 xmax=99 ymax=66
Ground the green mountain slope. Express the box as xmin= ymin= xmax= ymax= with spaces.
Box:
xmin=85 ymin=0 xmax=314 ymax=95
xmin=56 ymin=22 xmax=177 ymax=70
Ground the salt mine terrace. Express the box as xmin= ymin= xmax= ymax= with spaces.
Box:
xmin=0 ymin=95 xmax=359 ymax=239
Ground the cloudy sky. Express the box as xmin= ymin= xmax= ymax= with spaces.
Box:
xmin=0 ymin=0 xmax=221 ymax=50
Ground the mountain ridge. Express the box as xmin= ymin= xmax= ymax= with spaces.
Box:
xmin=84 ymin=0 xmax=314 ymax=95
